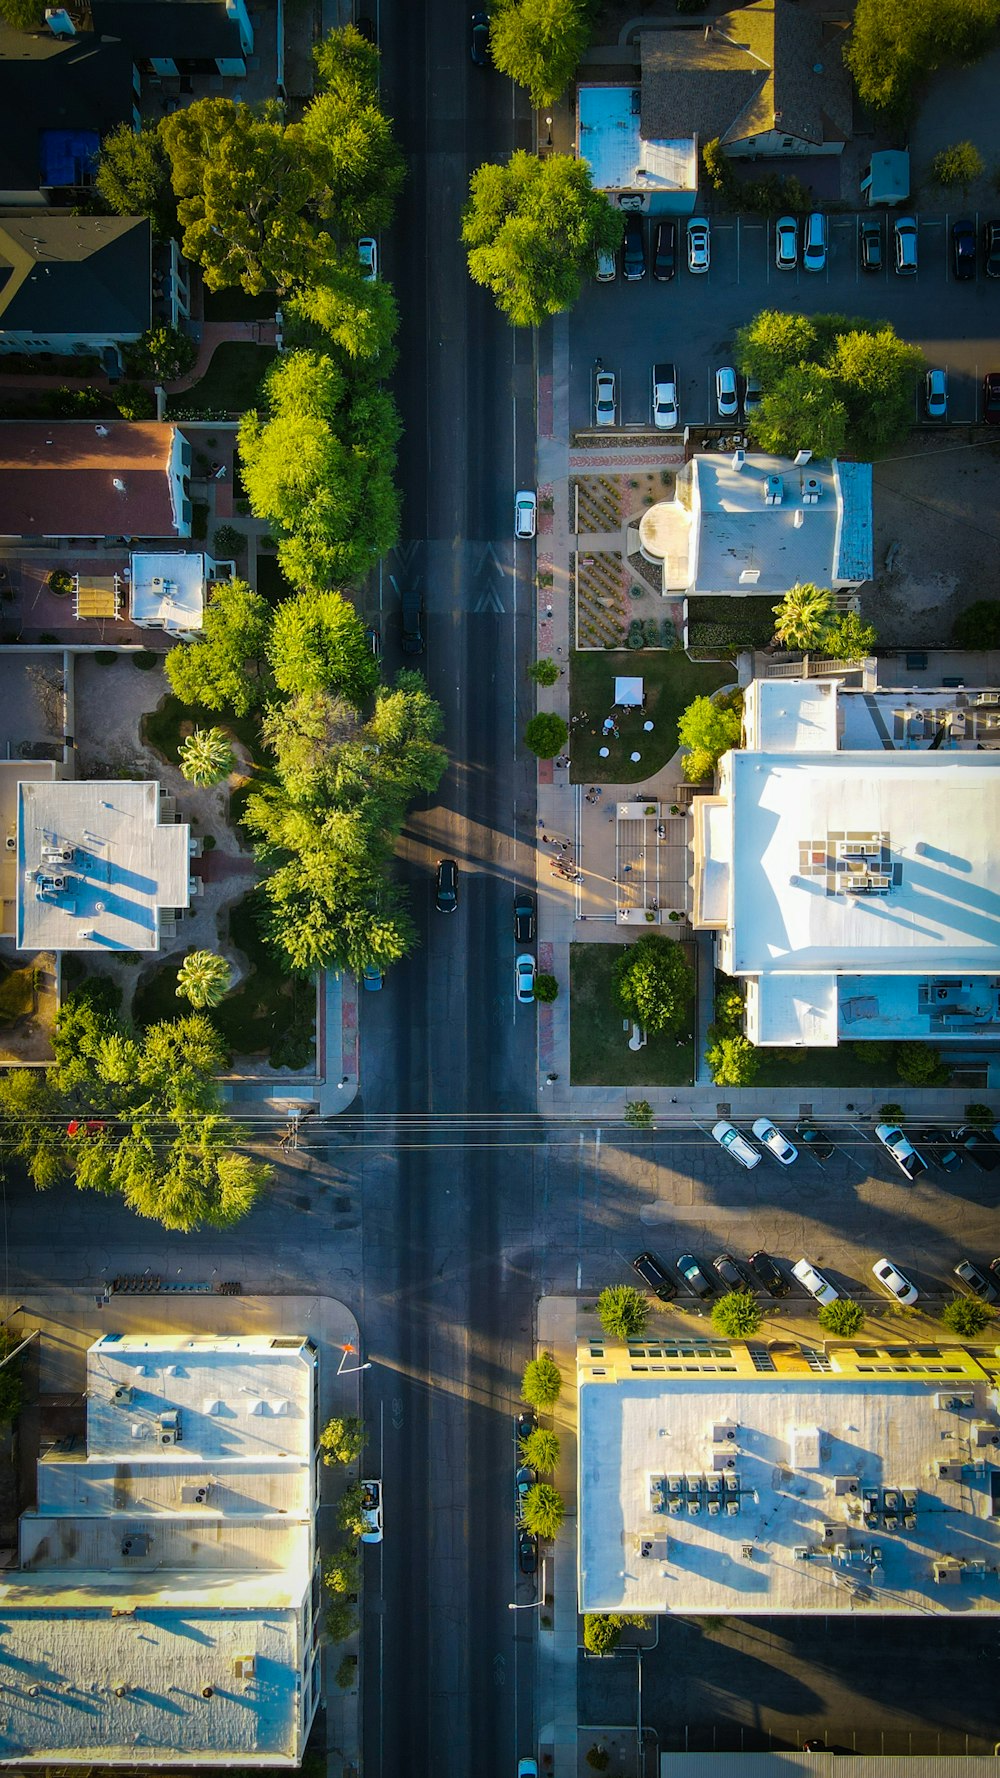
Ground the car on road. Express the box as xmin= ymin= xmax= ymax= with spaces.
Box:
xmin=594 ymin=367 xmax=616 ymax=427
xmin=515 ymin=953 xmax=536 ymax=1004
xmin=872 ymin=1256 xmax=919 ymax=1306
xmin=517 ymin=1529 xmax=538 ymax=1575
xmin=775 ymin=214 xmax=798 ymax=270
xmin=950 ymin=1127 xmax=1000 ymax=1173
xmin=401 ymin=585 xmax=424 ymax=655
xmin=752 ymin=1117 xmax=798 ymax=1165
xmin=875 ymin=1122 xmax=927 ymax=1181
xmin=652 ymin=361 xmax=679 ymax=430
xmin=362 ymin=964 xmax=383 ymax=992
xmin=435 ymin=857 xmax=458 ymax=914
xmin=514 ymin=489 xmax=537 ymax=539
xmin=743 ymin=373 xmax=762 ymax=415
xmin=914 ymin=1127 xmax=962 ymax=1173
xmin=357 ymin=236 xmax=378 ymax=282
xmin=632 ymin=1250 xmax=677 ymax=1301
xmin=515 ymin=1409 xmax=535 ymax=1443
xmin=623 ymin=213 xmax=646 ymax=281
xmin=794 ymin=1120 xmax=834 ymax=1161
xmin=687 ymin=216 xmax=710 ymax=274
xmin=711 ymin=1119 xmax=760 ymax=1169
xmin=677 ymin=1253 xmax=714 ymax=1299
xmin=514 ymin=892 xmax=535 ymax=944
xmin=518 ymin=1761 xmax=539 ymax=1778
xmin=985 ymin=372 xmax=1000 ymax=422
xmin=986 ymin=219 xmax=1000 ymax=278
xmin=925 ymin=368 xmax=948 ymax=420
xmin=360 ymin=1478 xmax=383 ymax=1543
xmin=653 ymin=219 xmax=676 ymax=281
xmin=515 ymin=1464 xmax=534 ymax=1514
xmin=893 ymin=215 xmax=918 ymax=274
xmin=749 ymin=1249 xmax=790 ymax=1297
xmin=859 ymin=217 xmax=882 ymax=273
xmin=792 ymin=1258 xmax=839 ymax=1306
xmin=355 ymin=14 xmax=376 ymax=39
xmin=953 ymin=1258 xmax=999 ymax=1302
xmin=715 ymin=365 xmax=739 ymax=419
xmin=595 ymin=246 xmax=616 ymax=282
xmin=803 ymin=211 xmax=828 ymax=272
xmin=470 ymin=9 xmax=489 ymax=62
xmin=952 ymin=217 xmax=976 ymax=281
xmin=714 ymin=1252 xmax=752 ymax=1291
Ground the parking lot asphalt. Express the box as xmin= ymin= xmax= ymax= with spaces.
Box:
xmin=571 ymin=211 xmax=1000 ymax=433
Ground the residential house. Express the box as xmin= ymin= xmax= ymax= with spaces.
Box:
xmin=0 ymin=22 xmax=137 ymax=207
xmin=0 ymin=216 xmax=150 ymax=366
xmin=91 ymin=0 xmax=254 ymax=83
xmin=0 ymin=422 xmax=192 ymax=541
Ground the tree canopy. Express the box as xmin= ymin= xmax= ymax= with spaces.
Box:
xmin=268 ymin=590 xmax=380 ymax=704
xmin=678 ymin=692 xmax=742 ymax=783
xmin=96 ymin=123 xmax=175 ymax=236
xmin=772 ymin=583 xmax=835 ymax=650
xmin=844 ymin=0 xmax=1000 ymax=118
xmin=612 ymin=935 xmax=694 ymax=1036
xmin=735 ymin=308 xmax=923 ymax=457
xmin=462 ymin=150 xmax=622 ymax=326
xmin=489 ymin=0 xmax=595 ymax=107
xmin=522 ymin=1351 xmax=562 ymax=1406
xmin=165 ymin=580 xmax=272 ymax=716
xmin=523 ymin=711 xmax=568 ymax=758
xmin=597 ymin=1284 xmax=649 ymax=1340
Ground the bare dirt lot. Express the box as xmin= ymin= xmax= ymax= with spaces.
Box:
xmin=866 ymin=433 xmax=1000 ymax=645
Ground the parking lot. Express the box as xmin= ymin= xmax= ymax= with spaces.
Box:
xmin=571 ymin=212 xmax=1000 ymax=433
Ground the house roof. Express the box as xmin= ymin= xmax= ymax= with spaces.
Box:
xmin=0 ymin=216 xmax=150 ymax=338
xmin=0 ymin=422 xmax=178 ymax=538
xmin=640 ymin=0 xmax=852 ymax=149
xmin=91 ymin=0 xmax=246 ymax=61
xmin=0 ymin=23 xmax=132 ymax=194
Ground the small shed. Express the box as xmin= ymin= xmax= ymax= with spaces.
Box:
xmin=614 ymin=676 xmax=644 ymax=707
xmin=860 ymin=151 xmax=909 ymax=207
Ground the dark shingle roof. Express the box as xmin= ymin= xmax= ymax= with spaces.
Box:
xmin=0 ymin=23 xmax=132 ymax=194
xmin=0 ymin=216 xmax=151 ymax=337
xmin=91 ymin=0 xmax=245 ymax=62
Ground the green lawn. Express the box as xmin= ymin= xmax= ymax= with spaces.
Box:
xmin=167 ymin=342 xmax=277 ymax=417
xmin=752 ymin=1043 xmax=916 ymax=1091
xmin=569 ymin=649 xmax=734 ymax=784
xmin=142 ymin=693 xmax=264 ymax=768
xmin=570 ymin=942 xmax=695 ymax=1087
xmin=203 ymin=289 xmax=278 ymax=324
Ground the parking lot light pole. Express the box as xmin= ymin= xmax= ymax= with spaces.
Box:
xmin=336 ymin=1342 xmax=372 ymax=1377
xmin=545 ymin=114 xmax=553 ymax=146
xmin=509 ymin=1558 xmax=547 ymax=1609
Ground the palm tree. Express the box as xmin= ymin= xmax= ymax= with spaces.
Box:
xmin=179 ymin=726 xmax=235 ymax=786
xmin=176 ymin=950 xmax=232 ymax=1009
xmin=771 ymin=582 xmax=834 ymax=650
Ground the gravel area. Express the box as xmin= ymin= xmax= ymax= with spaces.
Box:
xmin=867 ymin=432 xmax=1000 ymax=645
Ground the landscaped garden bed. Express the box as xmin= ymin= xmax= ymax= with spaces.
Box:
xmin=686 ymin=595 xmax=777 ymax=652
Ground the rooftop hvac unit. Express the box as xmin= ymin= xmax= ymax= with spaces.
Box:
xmin=763 ymin=474 xmax=783 ymax=505
xmin=937 ymin=1391 xmax=974 ymax=1411
xmin=151 ymin=575 xmax=165 ymax=592
xmin=159 ymin=1410 xmax=178 ymax=1429
xmin=794 ymin=1546 xmax=812 ymax=1560
xmin=233 ymin=1656 xmax=256 ymax=1681
xmin=112 ymin=1385 xmax=133 ymax=1406
xmin=712 ymin=1421 xmax=737 ymax=1444
xmin=933 ymin=1561 xmax=962 ymax=1584
xmin=731 ymin=448 xmax=746 ymax=471
xmin=802 ymin=476 xmax=822 ymax=504
xmin=160 ymin=1428 xmax=180 ymax=1445
xmin=937 ymin=1461 xmax=964 ymax=1481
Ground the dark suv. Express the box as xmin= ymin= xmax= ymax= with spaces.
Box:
xmin=714 ymin=1253 xmax=752 ymax=1291
xmin=986 ymin=219 xmax=1000 ymax=278
xmin=401 ymin=586 xmax=424 ymax=654
xmin=622 ymin=213 xmax=646 ymax=281
xmin=435 ymin=858 xmax=458 ymax=914
xmin=514 ymin=892 xmax=535 ymax=943
xmin=652 ymin=219 xmax=676 ymax=281
xmin=632 ymin=1250 xmax=676 ymax=1301
xmin=795 ymin=1120 xmax=834 ymax=1161
xmin=952 ymin=217 xmax=976 ymax=281
xmin=859 ymin=217 xmax=881 ymax=273
xmin=749 ymin=1250 xmax=790 ymax=1297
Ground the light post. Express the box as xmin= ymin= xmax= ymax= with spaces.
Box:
xmin=509 ymin=1559 xmax=547 ymax=1610
xmin=545 ymin=114 xmax=553 ymax=146
xmin=336 ymin=1342 xmax=372 ymax=1377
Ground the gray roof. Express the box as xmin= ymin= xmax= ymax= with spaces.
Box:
xmin=91 ymin=0 xmax=246 ymax=61
xmin=834 ymin=461 xmax=873 ymax=584
xmin=0 ymin=23 xmax=132 ymax=194
xmin=0 ymin=216 xmax=150 ymax=337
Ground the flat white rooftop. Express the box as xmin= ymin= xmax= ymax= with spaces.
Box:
xmin=130 ymin=551 xmax=212 ymax=635
xmin=17 ymin=778 xmax=190 ymax=952
xmin=691 ymin=456 xmax=842 ymax=596
xmin=663 ymin=1761 xmax=1000 ymax=1778
xmin=578 ymin=84 xmax=697 ymax=193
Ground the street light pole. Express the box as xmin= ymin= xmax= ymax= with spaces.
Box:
xmin=336 ymin=1342 xmax=373 ymax=1377
xmin=508 ymin=1559 xmax=546 ymax=1610
xmin=545 ymin=114 xmax=553 ymax=146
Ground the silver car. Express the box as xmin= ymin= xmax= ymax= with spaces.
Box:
xmin=715 ymin=366 xmax=739 ymax=420
xmin=594 ymin=368 xmax=616 ymax=427
xmin=775 ymin=215 xmax=798 ymax=270
xmin=687 ymin=216 xmax=710 ymax=274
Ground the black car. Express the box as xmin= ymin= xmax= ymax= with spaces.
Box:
xmin=515 ymin=1410 xmax=535 ymax=1445
xmin=401 ymin=586 xmax=424 ymax=654
xmin=355 ymin=13 xmax=376 ymax=39
xmin=986 ymin=219 xmax=1000 ymax=278
xmin=954 ymin=1258 xmax=1000 ymax=1303
xmin=652 ymin=219 xmax=676 ymax=281
xmin=631 ymin=1250 xmax=677 ymax=1301
xmin=951 ymin=1128 xmax=1000 ymax=1173
xmin=622 ymin=213 xmax=646 ymax=281
xmin=514 ymin=892 xmax=536 ymax=944
xmin=859 ymin=217 xmax=882 ymax=273
xmin=518 ymin=1529 xmax=538 ymax=1575
xmin=435 ymin=857 xmax=458 ymax=914
xmin=985 ymin=372 xmax=1000 ymax=422
xmin=515 ymin=1464 xmax=535 ymax=1514
xmin=676 ymin=1253 xmax=714 ymax=1299
xmin=470 ymin=10 xmax=489 ymax=64
xmin=952 ymin=217 xmax=977 ymax=281
xmin=915 ymin=1127 xmax=962 ymax=1173
xmin=749 ymin=1249 xmax=790 ymax=1297
xmin=713 ymin=1252 xmax=752 ymax=1291
xmin=794 ymin=1120 xmax=834 ymax=1161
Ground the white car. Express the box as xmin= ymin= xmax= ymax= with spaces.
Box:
xmin=514 ymin=490 xmax=537 ymax=538
xmin=595 ymin=246 xmax=616 ymax=281
xmin=925 ymin=368 xmax=948 ymax=420
xmin=803 ymin=211 xmax=828 ymax=272
xmin=775 ymin=215 xmax=798 ymax=270
xmin=715 ymin=366 xmax=739 ymax=419
xmin=687 ymin=216 xmax=710 ymax=274
xmin=594 ymin=368 xmax=616 ymax=427
xmin=792 ymin=1258 xmax=839 ymax=1306
xmin=357 ymin=237 xmax=378 ymax=282
xmin=752 ymin=1118 xmax=798 ymax=1165
xmin=711 ymin=1119 xmax=761 ymax=1169
xmin=872 ymin=1256 xmax=919 ymax=1306
xmin=515 ymin=953 xmax=535 ymax=1004
xmin=360 ymin=1478 xmax=383 ymax=1543
xmin=652 ymin=360 xmax=678 ymax=430
xmin=875 ymin=1122 xmax=928 ymax=1182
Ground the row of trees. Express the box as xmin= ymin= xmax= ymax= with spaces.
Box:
xmin=596 ymin=1278 xmax=995 ymax=1342
xmin=736 ymin=309 xmax=924 ymax=461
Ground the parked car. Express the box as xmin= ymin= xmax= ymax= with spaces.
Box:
xmin=632 ymin=1250 xmax=677 ymax=1301
xmin=514 ymin=489 xmax=537 ymax=539
xmin=652 ymin=361 xmax=679 ymax=430
xmin=775 ymin=214 xmax=798 ymax=270
xmin=714 ymin=1252 xmax=752 ymax=1291
xmin=875 ymin=1122 xmax=927 ymax=1181
xmin=984 ymin=371 xmax=1000 ymax=422
xmin=715 ymin=365 xmax=739 ymax=419
xmin=517 ymin=1529 xmax=538 ymax=1575
xmin=360 ymin=1478 xmax=383 ymax=1543
xmin=743 ymin=374 xmax=762 ymax=415
xmin=595 ymin=246 xmax=616 ymax=282
xmin=435 ymin=857 xmax=458 ymax=914
xmin=953 ymin=1258 xmax=999 ymax=1303
xmin=687 ymin=216 xmax=710 ymax=274
xmin=792 ymin=1258 xmax=839 ymax=1306
xmin=401 ymin=585 xmax=424 ymax=655
xmin=362 ymin=964 xmax=383 ymax=993
xmin=893 ymin=215 xmax=918 ymax=274
xmin=515 ymin=1409 xmax=535 ymax=1443
xmin=470 ymin=9 xmax=489 ymax=62
xmin=676 ymin=1253 xmax=714 ymax=1299
xmin=985 ymin=219 xmax=1000 ymax=278
xmin=914 ymin=1127 xmax=962 ymax=1173
xmin=518 ymin=1761 xmax=539 ymax=1778
xmin=749 ymin=1249 xmax=790 ymax=1297
xmin=711 ymin=1119 xmax=760 ymax=1169
xmin=803 ymin=211 xmax=828 ymax=272
xmin=357 ymin=236 xmax=378 ymax=282
xmin=872 ymin=1256 xmax=919 ymax=1306
xmin=594 ymin=368 xmax=617 ymax=427
xmin=652 ymin=219 xmax=676 ymax=281
xmin=515 ymin=1464 xmax=535 ymax=1514
xmin=859 ymin=217 xmax=882 ymax=273
xmin=622 ymin=213 xmax=646 ymax=281
xmin=950 ymin=1128 xmax=1000 ymax=1173
xmin=952 ymin=217 xmax=976 ymax=281
xmin=794 ymin=1121 xmax=834 ymax=1161
xmin=752 ymin=1117 xmax=798 ymax=1165
xmin=925 ymin=368 xmax=948 ymax=420
xmin=514 ymin=892 xmax=536 ymax=944
xmin=515 ymin=953 xmax=536 ymax=1004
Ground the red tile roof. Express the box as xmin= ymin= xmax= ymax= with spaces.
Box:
xmin=0 ymin=421 xmax=179 ymax=538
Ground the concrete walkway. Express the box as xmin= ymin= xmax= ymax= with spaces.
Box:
xmin=165 ymin=319 xmax=279 ymax=396
xmin=536 ymin=1296 xmax=581 ymax=1778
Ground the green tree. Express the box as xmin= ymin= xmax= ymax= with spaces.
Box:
xmin=896 ymin=1041 xmax=950 ymax=1086
xmin=705 ymin=1028 xmax=760 ymax=1087
xmin=520 ymin=1427 xmax=560 ymax=1471
xmin=711 ymin=1290 xmax=762 ymax=1339
xmin=818 ymin=1299 xmax=865 ymax=1338
xmin=953 ymin=600 xmax=1000 ymax=648
xmin=624 ymin=1098 xmax=653 ymax=1129
xmin=523 ymin=712 xmax=568 ymax=758
xmin=734 ymin=309 xmax=819 ymax=387
xmin=178 ymin=726 xmax=236 ymax=786
xmin=829 ymin=326 xmax=924 ymax=453
xmin=313 ymin=22 xmax=381 ymax=99
xmin=462 ymin=150 xmax=623 ymax=326
xmin=527 ymin=658 xmax=560 ymax=686
xmin=532 ymin=972 xmax=559 ymax=1002
xmin=845 ymin=0 xmax=1000 ymax=119
xmin=165 ymin=579 xmax=272 ymax=716
xmin=176 ymin=950 xmax=232 ymax=1009
xmin=941 ymin=1295 xmax=992 ymax=1337
xmin=583 ymin=1613 xmax=649 ymax=1655
xmin=520 ymin=1481 xmax=565 ymax=1538
xmin=714 ymin=979 xmax=745 ymax=1033
xmin=489 ymin=0 xmax=595 ymax=106
xmin=613 ymin=934 xmax=694 ymax=1035
xmin=751 ymin=362 xmax=849 ymax=459
xmin=822 ymin=610 xmax=877 ymax=657
xmin=597 ymin=1283 xmax=649 ymax=1340
xmin=320 ymin=1414 xmax=366 ymax=1466
xmin=324 ymin=1597 xmax=357 ymax=1642
xmin=772 ymin=582 xmax=834 ymax=650
xmin=337 ymin=1481 xmax=367 ymax=1537
xmin=522 ymin=1351 xmax=562 ymax=1407
xmin=324 ymin=1544 xmax=361 ymax=1595
xmin=96 ymin=122 xmax=175 ymax=235
xmin=289 ymin=269 xmax=399 ymax=364
xmin=932 ymin=139 xmax=986 ymax=192
xmin=702 ymin=138 xmax=738 ymax=202
xmin=677 ymin=692 xmax=741 ymax=783
xmin=300 ymin=89 xmax=406 ymax=239
xmin=127 ymin=324 xmax=198 ymax=383
xmin=0 ymin=0 xmax=45 ymax=25
xmin=268 ymin=590 xmax=379 ymax=704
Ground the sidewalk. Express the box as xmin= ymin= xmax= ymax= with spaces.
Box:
xmin=536 ymin=1296 xmax=581 ymax=1778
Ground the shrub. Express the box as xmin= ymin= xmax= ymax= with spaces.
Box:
xmin=213 ymin=523 xmax=247 ymax=558
xmin=931 ymin=141 xmax=985 ymax=192
xmin=336 ymin=1481 xmax=367 ymax=1537
xmin=521 ymin=1482 xmax=565 ymax=1539
xmin=47 ymin=570 xmax=73 ymax=596
xmin=520 ymin=1427 xmax=560 ymax=1471
xmin=896 ymin=1041 xmax=950 ymax=1087
xmin=115 ymin=381 xmax=156 ymax=421
xmin=597 ymin=1283 xmax=649 ymax=1340
xmin=624 ymin=1098 xmax=653 ymax=1129
xmin=586 ymin=1749 xmax=611 ymax=1772
xmin=93 ymin=651 xmax=118 ymax=666
xmin=705 ymin=1027 xmax=760 ymax=1086
xmin=131 ymin=649 xmax=159 ymax=670
xmin=879 ymin=1102 xmax=904 ymax=1123
xmin=818 ymin=1299 xmax=864 ymax=1338
xmin=964 ymin=1103 xmax=995 ymax=1127
xmin=324 ymin=1545 xmax=361 ymax=1596
xmin=335 ymin=1654 xmax=358 ymax=1689
xmin=941 ymin=1295 xmax=991 ymax=1337
xmin=324 ymin=1597 xmax=357 ymax=1643
xmin=527 ymin=657 xmax=559 ymax=686
xmin=320 ymin=1414 xmax=365 ymax=1466
xmin=533 ymin=972 xmax=558 ymax=1002
xmin=714 ymin=979 xmax=745 ymax=1034
xmin=583 ymin=1612 xmax=650 ymax=1655
xmin=522 ymin=1351 xmax=561 ymax=1407
xmin=711 ymin=1290 xmax=762 ymax=1338
xmin=850 ymin=1038 xmax=890 ymax=1064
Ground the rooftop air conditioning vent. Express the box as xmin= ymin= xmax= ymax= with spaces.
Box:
xmin=937 ymin=1392 xmax=974 ymax=1411
xmin=160 ymin=1428 xmax=180 ymax=1446
xmin=112 ymin=1385 xmax=133 ymax=1406
xmin=233 ymin=1656 xmax=256 ymax=1681
xmin=763 ymin=474 xmax=783 ymax=506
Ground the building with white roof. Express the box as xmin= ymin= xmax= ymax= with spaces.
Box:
xmin=0 ymin=1333 xmax=321 ymax=1767
xmin=578 ymin=84 xmax=698 ymax=212
xmin=691 ymin=676 xmax=1000 ymax=1046
xmin=130 ymin=552 xmax=218 ymax=637
xmin=577 ymin=1335 xmax=1000 ymax=1618
xmin=17 ymin=778 xmax=190 ymax=953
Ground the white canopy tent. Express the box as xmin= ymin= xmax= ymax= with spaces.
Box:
xmin=614 ymin=676 xmax=644 ymax=707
